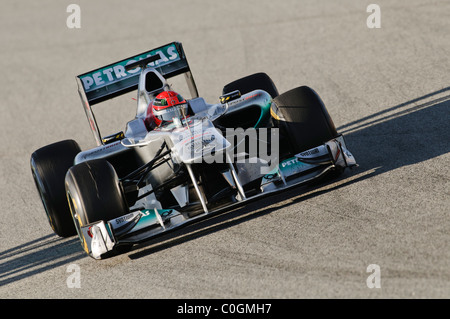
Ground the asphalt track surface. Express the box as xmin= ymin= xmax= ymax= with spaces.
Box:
xmin=0 ymin=0 xmax=449 ymax=299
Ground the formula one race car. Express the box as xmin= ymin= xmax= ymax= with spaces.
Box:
xmin=30 ymin=42 xmax=356 ymax=259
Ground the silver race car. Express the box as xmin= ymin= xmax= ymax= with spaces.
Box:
xmin=31 ymin=42 xmax=357 ymax=259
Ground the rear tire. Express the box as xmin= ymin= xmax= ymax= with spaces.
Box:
xmin=272 ymin=86 xmax=338 ymax=154
xmin=222 ymin=72 xmax=279 ymax=98
xmin=30 ymin=140 xmax=81 ymax=237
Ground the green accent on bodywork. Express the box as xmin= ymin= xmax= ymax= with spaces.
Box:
xmin=278 ymin=157 xmax=316 ymax=176
xmin=134 ymin=209 xmax=174 ymax=228
xmin=262 ymin=156 xmax=317 ymax=182
xmin=105 ymin=222 xmax=114 ymax=240
xmin=254 ymin=99 xmax=272 ymax=128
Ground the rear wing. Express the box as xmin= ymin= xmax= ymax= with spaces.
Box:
xmin=76 ymin=42 xmax=198 ymax=146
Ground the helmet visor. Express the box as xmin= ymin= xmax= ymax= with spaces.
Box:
xmin=154 ymin=103 xmax=188 ymax=123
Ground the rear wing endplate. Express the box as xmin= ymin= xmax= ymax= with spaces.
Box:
xmin=76 ymin=42 xmax=198 ymax=146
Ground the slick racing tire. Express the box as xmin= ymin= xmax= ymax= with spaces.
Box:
xmin=65 ymin=159 xmax=131 ymax=257
xmin=65 ymin=159 xmax=128 ymax=225
xmin=272 ymin=86 xmax=339 ymax=155
xmin=31 ymin=139 xmax=81 ymax=238
xmin=222 ymin=72 xmax=279 ymax=98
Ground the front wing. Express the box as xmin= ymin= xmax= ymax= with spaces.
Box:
xmin=80 ymin=135 xmax=357 ymax=259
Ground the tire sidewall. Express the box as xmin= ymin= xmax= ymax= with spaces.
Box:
xmin=30 ymin=140 xmax=80 ymax=237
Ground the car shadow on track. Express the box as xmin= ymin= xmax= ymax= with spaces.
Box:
xmin=0 ymin=234 xmax=84 ymax=288
xmin=339 ymin=86 xmax=450 ymax=179
xmin=128 ymin=87 xmax=450 ymax=260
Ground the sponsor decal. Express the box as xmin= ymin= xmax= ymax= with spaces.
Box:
xmin=78 ymin=141 xmax=122 ymax=161
xmin=281 ymin=158 xmax=300 ymax=168
xmin=109 ymin=211 xmax=141 ymax=229
xmin=279 ymin=157 xmax=315 ymax=176
xmin=298 ymin=148 xmax=320 ymax=157
xmin=79 ymin=43 xmax=180 ymax=92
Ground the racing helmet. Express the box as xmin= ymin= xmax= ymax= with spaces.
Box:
xmin=151 ymin=90 xmax=188 ymax=126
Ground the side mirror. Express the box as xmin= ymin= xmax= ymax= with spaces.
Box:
xmin=219 ymin=90 xmax=241 ymax=104
xmin=102 ymin=131 xmax=124 ymax=145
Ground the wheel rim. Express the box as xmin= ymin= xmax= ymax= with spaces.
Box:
xmin=67 ymin=191 xmax=89 ymax=254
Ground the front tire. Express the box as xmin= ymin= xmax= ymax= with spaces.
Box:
xmin=65 ymin=159 xmax=128 ymax=224
xmin=272 ymin=86 xmax=339 ymax=154
xmin=65 ymin=159 xmax=130 ymax=257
